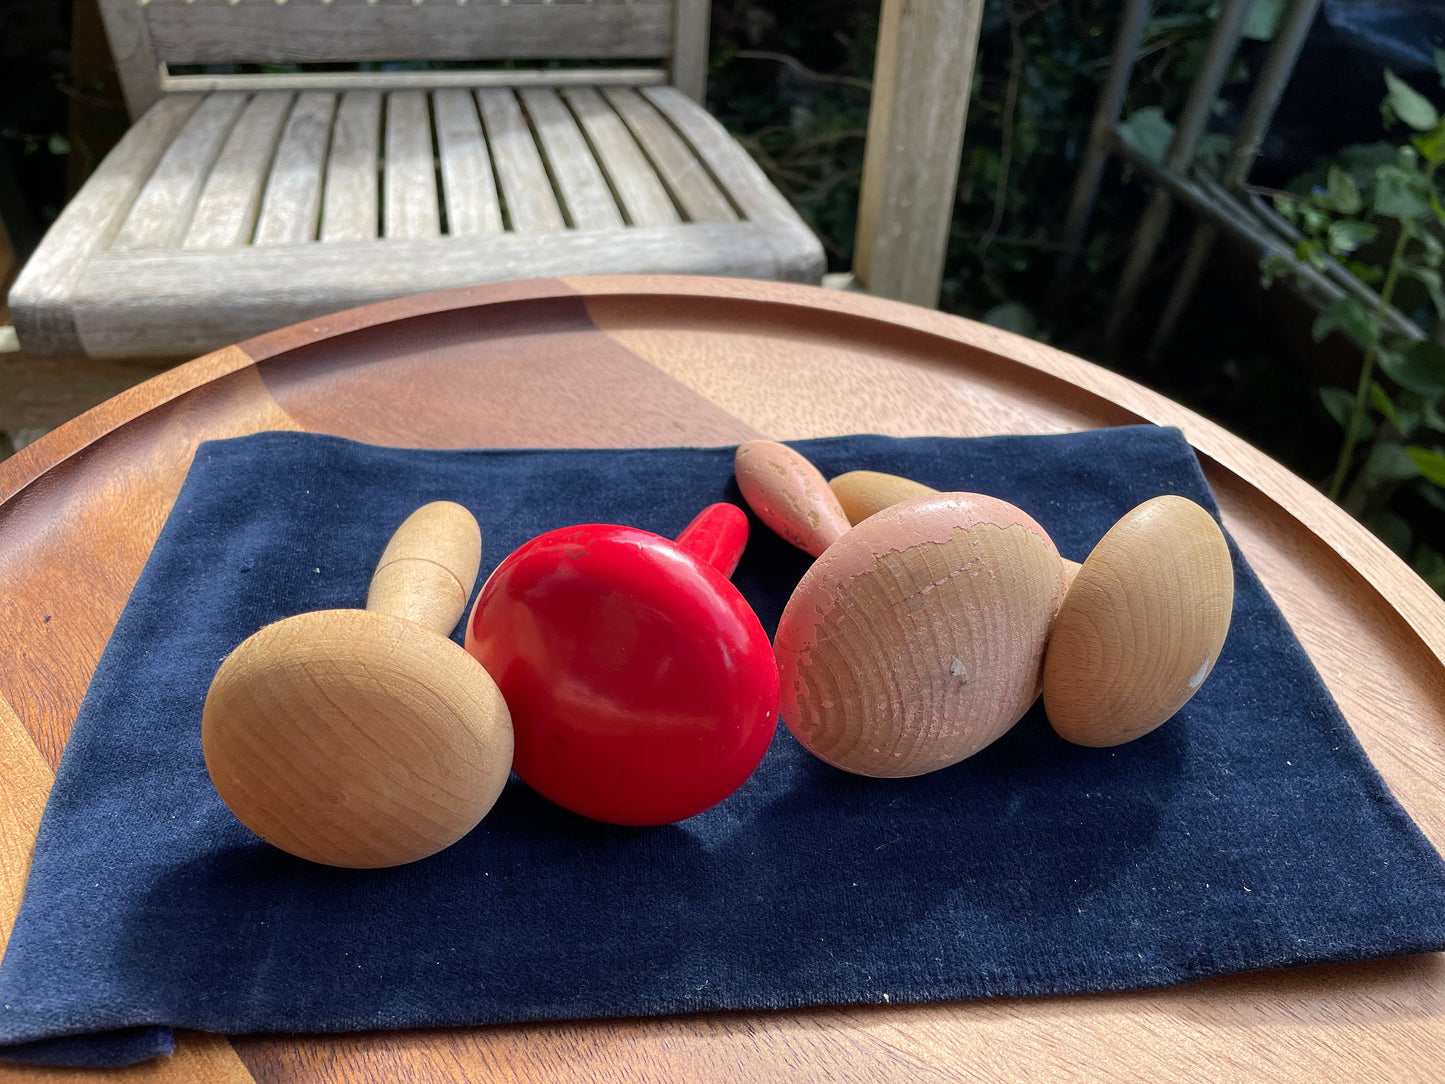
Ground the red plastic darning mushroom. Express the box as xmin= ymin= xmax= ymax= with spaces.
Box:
xmin=465 ymin=503 xmax=778 ymax=826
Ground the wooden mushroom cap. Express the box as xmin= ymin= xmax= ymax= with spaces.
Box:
xmin=1042 ymin=495 xmax=1234 ymax=747
xmin=775 ymin=492 xmax=1066 ymax=777
xmin=203 ymin=612 xmax=513 ymax=867
xmin=830 ymin=470 xmax=938 ymax=526
xmin=202 ymin=502 xmax=514 ymax=868
xmin=831 ymin=468 xmax=1082 ymax=585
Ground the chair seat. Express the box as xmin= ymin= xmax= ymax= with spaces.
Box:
xmin=9 ymin=84 xmax=824 ymax=358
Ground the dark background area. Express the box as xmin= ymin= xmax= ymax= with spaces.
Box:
xmin=2 ymin=0 xmax=1444 ymax=558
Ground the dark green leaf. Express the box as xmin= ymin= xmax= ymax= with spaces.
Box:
xmin=1370 ymin=382 xmax=1405 ymax=430
xmin=1406 ymin=264 xmax=1445 ymax=317
xmin=1421 ymin=481 xmax=1445 ymax=512
xmin=1367 ymin=441 xmax=1422 ymax=479
xmin=1195 ymin=132 xmax=1232 ymax=172
xmin=1406 ymin=446 xmax=1445 ymax=485
xmin=1326 ymin=165 xmax=1363 ymax=214
xmin=1312 ymin=296 xmax=1373 ymax=343
xmin=1367 ymin=508 xmax=1414 ymax=556
xmin=982 ymin=302 xmax=1038 ymax=338
xmin=1289 ymin=143 xmax=1396 ymax=200
xmin=1243 ymin=0 xmax=1285 ymax=40
xmin=1432 ymin=189 xmax=1445 ymax=230
xmin=1380 ymin=339 xmax=1445 ymax=395
xmin=1143 ymin=12 xmax=1208 ymax=34
xmin=1327 ymin=218 xmax=1377 ymax=255
xmin=1385 ymin=69 xmax=1439 ymax=132
xmin=1117 ymin=107 xmax=1174 ymax=165
xmin=1375 ymin=164 xmax=1432 ymax=219
xmin=1344 ymin=259 xmax=1386 ymax=285
xmin=1301 ymin=204 xmax=1331 ymax=232
xmin=1412 ymin=121 xmax=1445 ymax=167
xmin=1436 ymin=48 xmax=1445 ymax=86
xmin=1413 ymin=544 xmax=1445 ymax=594
xmin=1320 ymin=387 xmax=1371 ymax=436
xmin=1258 ymin=253 xmax=1289 ymax=289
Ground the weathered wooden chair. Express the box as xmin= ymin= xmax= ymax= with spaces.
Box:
xmin=7 ymin=0 xmax=979 ymax=359
xmin=9 ymin=0 xmax=822 ymax=358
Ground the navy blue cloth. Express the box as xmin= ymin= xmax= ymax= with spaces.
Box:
xmin=3 ymin=427 xmax=1444 ymax=1068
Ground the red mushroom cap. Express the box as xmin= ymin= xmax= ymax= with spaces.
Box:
xmin=466 ymin=515 xmax=778 ymax=826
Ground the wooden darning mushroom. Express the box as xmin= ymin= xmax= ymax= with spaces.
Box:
xmin=735 ymin=440 xmax=1066 ymax=778
xmin=828 ymin=469 xmax=1235 ymax=747
xmin=202 ymin=502 xmax=514 ymax=868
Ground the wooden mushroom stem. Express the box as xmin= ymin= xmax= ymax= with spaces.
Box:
xmin=366 ymin=500 xmax=483 ymax=633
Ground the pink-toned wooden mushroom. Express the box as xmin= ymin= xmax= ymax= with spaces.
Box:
xmin=828 ymin=469 xmax=1234 ymax=748
xmin=735 ymin=440 xmax=1066 ymax=778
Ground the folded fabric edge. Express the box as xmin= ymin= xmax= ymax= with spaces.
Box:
xmin=8 ymin=930 xmax=1445 ymax=1068
xmin=0 ymin=1025 xmax=174 ymax=1068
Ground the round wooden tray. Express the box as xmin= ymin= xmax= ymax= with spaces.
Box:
xmin=2 ymin=276 xmax=1443 ymax=1082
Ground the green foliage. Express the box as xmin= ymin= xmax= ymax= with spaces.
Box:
xmin=1117 ymin=107 xmax=1176 ymax=165
xmin=708 ymin=0 xmax=1442 ymax=595
xmin=1269 ymin=67 xmax=1445 ymax=587
xmin=1243 ymin=0 xmax=1287 ymax=41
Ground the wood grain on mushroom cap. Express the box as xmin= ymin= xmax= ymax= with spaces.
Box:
xmin=202 ymin=502 xmax=514 ymax=868
xmin=831 ymin=468 xmax=1082 ymax=585
xmin=775 ymin=492 xmax=1066 ymax=777
xmin=1042 ymin=495 xmax=1234 ymax=747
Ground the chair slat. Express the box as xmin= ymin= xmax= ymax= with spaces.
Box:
xmin=384 ymin=90 xmax=441 ymax=240
xmin=321 ymin=90 xmax=382 ymax=243
xmin=141 ymin=4 xmax=674 ymax=68
xmin=561 ymin=88 xmax=678 ymax=228
xmin=183 ymin=92 xmax=293 ymax=249
xmin=255 ymin=91 xmax=339 ymax=245
xmin=111 ymin=92 xmax=248 ymax=251
xmin=640 ymin=86 xmax=798 ymax=224
xmin=602 ymin=87 xmax=736 ymax=224
xmin=642 ymin=86 xmax=826 ymax=282
xmin=77 ymin=220 xmax=782 ymax=357
xmin=7 ymin=95 xmax=201 ymax=354
xmin=433 ymin=89 xmax=503 ymax=237
xmin=475 ymin=89 xmax=566 ymax=233
xmin=519 ymin=88 xmax=622 ymax=231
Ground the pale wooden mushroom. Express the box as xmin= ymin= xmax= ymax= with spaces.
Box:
xmin=1041 ymin=496 xmax=1233 ymax=746
xmin=828 ymin=469 xmax=1234 ymax=747
xmin=202 ymin=502 xmax=514 ymax=868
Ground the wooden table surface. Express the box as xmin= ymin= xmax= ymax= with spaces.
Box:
xmin=2 ymin=276 xmax=1443 ymax=1083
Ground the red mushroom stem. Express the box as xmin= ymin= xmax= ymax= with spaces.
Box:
xmin=674 ymin=502 xmax=750 ymax=579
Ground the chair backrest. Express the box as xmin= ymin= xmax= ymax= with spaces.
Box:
xmin=99 ymin=0 xmax=710 ymax=119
